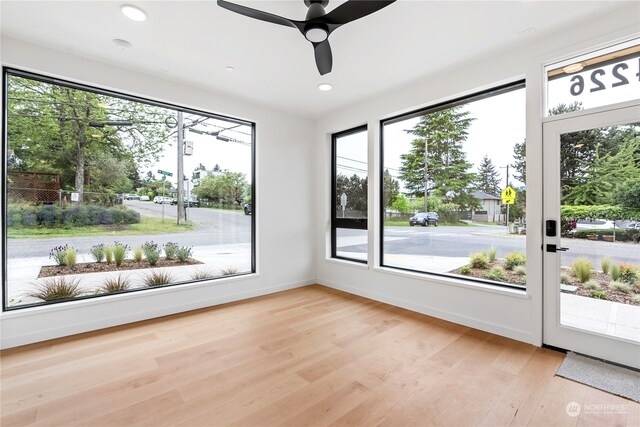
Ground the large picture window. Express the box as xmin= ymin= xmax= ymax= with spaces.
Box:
xmin=381 ymin=82 xmax=526 ymax=288
xmin=331 ymin=126 xmax=368 ymax=262
xmin=3 ymin=68 xmax=255 ymax=310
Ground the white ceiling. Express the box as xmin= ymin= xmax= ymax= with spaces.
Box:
xmin=0 ymin=1 xmax=633 ymax=119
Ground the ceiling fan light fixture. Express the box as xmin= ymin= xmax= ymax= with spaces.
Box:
xmin=563 ymin=63 xmax=584 ymax=74
xmin=305 ymin=27 xmax=328 ymax=43
xmin=121 ymin=4 xmax=147 ymax=21
xmin=318 ymin=83 xmax=332 ymax=91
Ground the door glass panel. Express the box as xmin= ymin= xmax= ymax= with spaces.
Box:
xmin=559 ymin=122 xmax=640 ymax=342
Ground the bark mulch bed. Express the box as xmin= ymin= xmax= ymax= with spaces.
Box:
xmin=38 ymin=258 xmax=203 ymax=278
xmin=450 ymin=261 xmax=526 ymax=287
xmin=560 ymin=267 xmax=639 ymax=306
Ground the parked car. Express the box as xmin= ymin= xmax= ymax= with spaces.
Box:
xmin=409 ymin=212 xmax=439 ymax=226
xmin=575 ymin=219 xmax=616 ymax=230
xmin=244 ymin=203 xmax=252 ymax=215
xmin=154 ymin=196 xmax=172 ymax=204
xmin=170 ymin=197 xmax=200 ymax=207
xmin=139 ymin=195 xmax=150 ymax=201
xmin=124 ymin=194 xmax=140 ymax=200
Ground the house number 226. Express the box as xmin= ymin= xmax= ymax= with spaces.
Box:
xmin=570 ymin=58 xmax=639 ymax=96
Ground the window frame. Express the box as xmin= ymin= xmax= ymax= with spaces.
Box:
xmin=2 ymin=67 xmax=257 ymax=311
xmin=331 ymin=124 xmax=368 ymax=263
xmin=379 ymin=80 xmax=526 ymax=290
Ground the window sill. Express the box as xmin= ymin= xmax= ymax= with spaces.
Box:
xmin=372 ymin=265 xmax=530 ymax=299
xmin=325 ymin=257 xmax=369 ymax=269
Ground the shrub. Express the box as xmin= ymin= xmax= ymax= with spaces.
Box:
xmin=142 ymin=241 xmax=161 ymax=266
xmin=144 ymin=270 xmax=174 ymax=286
xmin=469 ymin=252 xmax=488 ymax=269
xmin=504 ymin=252 xmax=526 ymax=270
xmin=191 ymin=269 xmax=214 ymax=280
xmin=487 ymin=247 xmax=497 ymax=263
xmin=221 ymin=267 xmax=239 ymax=276
xmin=49 ymin=244 xmax=69 ymax=266
xmin=617 ymin=264 xmax=638 ymax=285
xmin=610 ymin=264 xmax=620 ymax=281
xmin=90 ymin=244 xmax=106 ymax=263
xmin=459 ymin=265 xmax=471 ymax=275
xmin=133 ymin=246 xmax=143 ymax=263
xmin=514 ymin=265 xmax=526 ymax=276
xmin=560 ymin=273 xmax=570 ymax=284
xmin=65 ymin=247 xmax=77 ymax=268
xmin=585 ymin=280 xmax=600 ymax=290
xmin=28 ymin=277 xmax=81 ymax=301
xmin=572 ymin=257 xmax=593 ymax=283
xmin=101 ymin=275 xmax=132 ymax=293
xmin=634 ymin=294 xmax=640 ymax=303
xmin=164 ymin=242 xmax=178 ymax=260
xmin=610 ymin=281 xmax=632 ymax=293
xmin=600 ymin=257 xmax=613 ymax=275
xmin=10 ymin=204 xmax=140 ymax=228
xmin=113 ymin=242 xmax=128 ymax=267
xmin=590 ymin=289 xmax=607 ymax=299
xmin=176 ymin=246 xmax=192 ymax=262
xmin=487 ymin=267 xmax=506 ymax=282
xmin=105 ymin=245 xmax=114 ymax=264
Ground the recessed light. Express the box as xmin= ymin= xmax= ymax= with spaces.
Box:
xmin=121 ymin=4 xmax=147 ymax=21
xmin=113 ymin=39 xmax=133 ymax=49
xmin=563 ymin=63 xmax=584 ymax=74
xmin=225 ymin=66 xmax=235 ymax=72
xmin=318 ymin=83 xmax=332 ymax=91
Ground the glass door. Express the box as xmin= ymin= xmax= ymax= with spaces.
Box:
xmin=543 ymin=102 xmax=640 ymax=368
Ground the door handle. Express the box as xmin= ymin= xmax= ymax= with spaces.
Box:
xmin=546 ymin=244 xmax=569 ymax=253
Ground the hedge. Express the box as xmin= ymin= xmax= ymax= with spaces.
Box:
xmin=561 ymin=205 xmax=640 ymax=221
xmin=7 ymin=204 xmax=140 ymax=228
xmin=571 ymin=228 xmax=640 ymax=242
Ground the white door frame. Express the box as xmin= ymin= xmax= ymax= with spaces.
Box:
xmin=542 ymin=101 xmax=640 ymax=368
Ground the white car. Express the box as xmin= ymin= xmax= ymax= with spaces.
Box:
xmin=575 ymin=219 xmax=616 ymax=230
xmin=139 ymin=195 xmax=150 ymax=201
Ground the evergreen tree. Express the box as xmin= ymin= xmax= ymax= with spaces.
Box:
xmin=474 ymin=155 xmax=501 ymax=196
xmin=512 ymin=139 xmax=526 ymax=184
xmin=382 ymin=169 xmax=399 ymax=211
xmin=398 ymin=106 xmax=477 ymax=209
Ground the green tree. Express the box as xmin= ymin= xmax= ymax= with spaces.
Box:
xmin=382 ymin=169 xmax=399 ymax=211
xmin=7 ymin=75 xmax=171 ymax=201
xmin=399 ymin=106 xmax=477 ymax=209
xmin=390 ymin=194 xmax=410 ymax=214
xmin=336 ymin=174 xmax=367 ymax=213
xmin=613 ymin=178 xmax=640 ymax=209
xmin=474 ymin=155 xmax=501 ymax=196
xmin=512 ymin=139 xmax=526 ymax=184
xmin=193 ymin=171 xmax=248 ymax=207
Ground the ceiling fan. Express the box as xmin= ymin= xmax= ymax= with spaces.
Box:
xmin=217 ymin=0 xmax=397 ymax=75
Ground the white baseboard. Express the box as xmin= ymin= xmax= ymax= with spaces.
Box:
xmin=0 ymin=279 xmax=312 ymax=349
xmin=319 ymin=279 xmax=537 ymax=346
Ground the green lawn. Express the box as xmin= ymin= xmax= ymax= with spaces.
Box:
xmin=7 ymin=216 xmax=195 ymax=238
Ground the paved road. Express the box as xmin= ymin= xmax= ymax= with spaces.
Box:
xmin=6 ymin=201 xmax=252 ymax=259
xmin=338 ymin=225 xmax=640 ymax=267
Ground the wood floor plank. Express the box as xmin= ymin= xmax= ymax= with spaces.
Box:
xmin=1 ymin=285 xmax=638 ymax=427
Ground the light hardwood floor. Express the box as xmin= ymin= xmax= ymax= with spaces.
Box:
xmin=1 ymin=285 xmax=638 ymax=427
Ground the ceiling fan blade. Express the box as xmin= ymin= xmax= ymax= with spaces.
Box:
xmin=313 ymin=40 xmax=333 ymax=75
xmin=324 ymin=0 xmax=396 ymax=26
xmin=217 ymin=0 xmax=297 ymax=29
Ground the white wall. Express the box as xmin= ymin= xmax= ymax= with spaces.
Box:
xmin=315 ymin=6 xmax=639 ymax=345
xmin=0 ymin=37 xmax=317 ymax=348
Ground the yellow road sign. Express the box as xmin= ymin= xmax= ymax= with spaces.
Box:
xmin=501 ymin=185 xmax=516 ymax=204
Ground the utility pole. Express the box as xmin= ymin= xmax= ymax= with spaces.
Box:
xmin=424 ymin=138 xmax=429 ymax=212
xmin=176 ymin=112 xmax=185 ymax=225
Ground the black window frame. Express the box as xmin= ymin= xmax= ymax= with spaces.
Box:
xmin=331 ymin=125 xmax=368 ymax=263
xmin=2 ymin=67 xmax=257 ymax=311
xmin=379 ymin=80 xmax=526 ymax=290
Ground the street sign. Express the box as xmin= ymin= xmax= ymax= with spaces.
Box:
xmin=157 ymin=169 xmax=173 ymax=177
xmin=501 ymin=185 xmax=516 ymax=205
